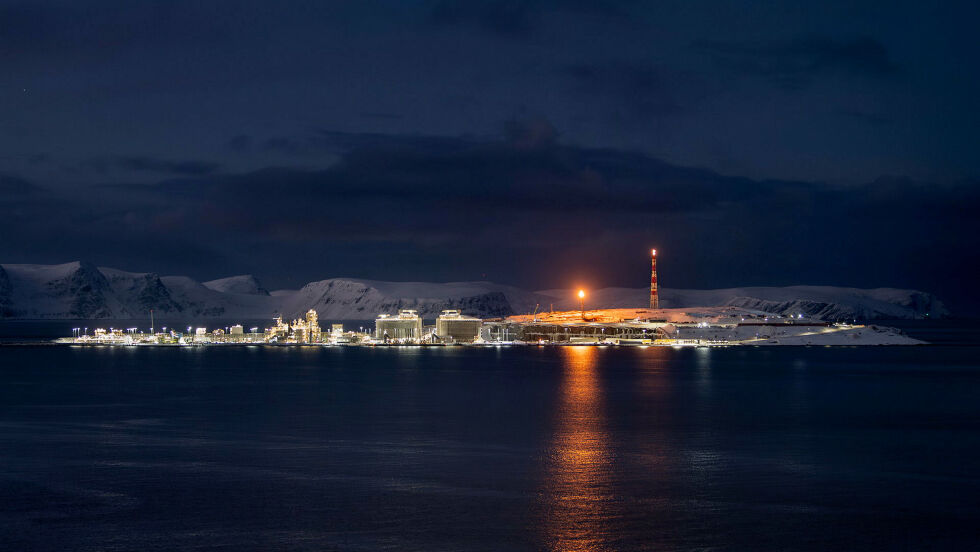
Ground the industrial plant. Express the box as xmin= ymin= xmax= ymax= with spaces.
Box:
xmin=57 ymin=249 xmax=922 ymax=347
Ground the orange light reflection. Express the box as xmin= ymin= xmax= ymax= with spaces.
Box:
xmin=541 ymin=346 xmax=613 ymax=552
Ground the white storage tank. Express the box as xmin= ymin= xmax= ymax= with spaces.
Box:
xmin=435 ymin=310 xmax=482 ymax=343
xmin=375 ymin=310 xmax=423 ymax=341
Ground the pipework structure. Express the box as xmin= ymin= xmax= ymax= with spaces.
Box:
xmin=650 ymin=248 xmax=660 ymax=309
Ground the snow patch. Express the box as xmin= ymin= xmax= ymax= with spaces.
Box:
xmin=539 ymin=285 xmax=947 ymax=320
xmin=202 ymin=275 xmax=270 ymax=296
xmin=0 ymin=261 xmax=949 ymax=322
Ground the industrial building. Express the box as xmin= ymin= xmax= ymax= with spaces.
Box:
xmin=434 ymin=310 xmax=482 ymax=343
xmin=265 ymin=316 xmax=289 ymax=340
xmin=290 ymin=309 xmax=321 ymax=343
xmin=650 ymin=248 xmax=660 ymax=309
xmin=265 ymin=310 xmax=322 ymax=343
xmin=479 ymin=322 xmax=524 ymax=343
xmin=481 ymin=320 xmax=668 ymax=344
xmin=62 ymin=247 xmax=908 ymax=348
xmin=376 ymin=309 xmax=423 ymax=342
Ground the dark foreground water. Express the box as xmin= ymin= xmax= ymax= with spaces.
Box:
xmin=1 ymin=344 xmax=978 ymax=551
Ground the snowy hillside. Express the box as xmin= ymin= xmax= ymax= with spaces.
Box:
xmin=0 ymin=263 xmax=548 ymax=320
xmin=160 ymin=276 xmax=278 ymax=318
xmin=2 ymin=262 xmax=115 ymax=318
xmin=539 ymin=286 xmax=948 ymax=320
xmin=202 ymin=275 xmax=270 ymax=296
xmin=276 ymin=278 xmax=548 ymax=320
xmin=99 ymin=267 xmax=183 ymax=317
xmin=0 ymin=261 xmax=948 ymax=321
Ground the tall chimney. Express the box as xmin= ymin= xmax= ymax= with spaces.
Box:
xmin=650 ymin=249 xmax=659 ymax=309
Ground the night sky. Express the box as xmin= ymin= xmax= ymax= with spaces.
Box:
xmin=1 ymin=1 xmax=978 ymax=310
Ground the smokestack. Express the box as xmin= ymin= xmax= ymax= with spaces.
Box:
xmin=650 ymin=249 xmax=659 ymax=309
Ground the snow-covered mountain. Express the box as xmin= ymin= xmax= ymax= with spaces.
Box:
xmin=202 ymin=275 xmax=270 ymax=296
xmin=2 ymin=262 xmax=116 ymax=318
xmin=0 ymin=261 xmax=948 ymax=321
xmin=539 ymin=286 xmax=948 ymax=321
xmin=276 ymin=278 xmax=547 ymax=320
xmin=0 ymin=262 xmax=549 ymax=320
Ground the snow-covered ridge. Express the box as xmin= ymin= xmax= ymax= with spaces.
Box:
xmin=202 ymin=275 xmax=270 ymax=296
xmin=276 ymin=278 xmax=547 ymax=320
xmin=0 ymin=262 xmax=550 ymax=320
xmin=539 ymin=285 xmax=948 ymax=321
xmin=0 ymin=261 xmax=947 ymax=320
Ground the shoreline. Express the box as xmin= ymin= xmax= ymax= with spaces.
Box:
xmin=40 ymin=338 xmax=927 ymax=348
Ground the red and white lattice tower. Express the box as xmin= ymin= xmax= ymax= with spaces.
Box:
xmin=650 ymin=249 xmax=660 ymax=310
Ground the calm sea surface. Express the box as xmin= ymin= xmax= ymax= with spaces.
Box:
xmin=1 ymin=324 xmax=978 ymax=550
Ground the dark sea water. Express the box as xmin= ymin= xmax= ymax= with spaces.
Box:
xmin=1 ymin=326 xmax=979 ymax=550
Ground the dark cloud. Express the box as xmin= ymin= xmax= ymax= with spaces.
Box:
xmin=0 ymin=2 xmax=973 ymax=189
xmin=562 ymin=63 xmax=683 ymax=120
xmin=428 ymin=0 xmax=630 ymax=37
xmin=694 ymin=36 xmax=898 ymax=89
xmin=227 ymin=135 xmax=253 ymax=153
xmin=259 ymin=136 xmax=327 ymax=157
xmin=836 ymin=109 xmax=894 ymax=127
xmin=5 ymin=125 xmax=972 ymax=303
xmin=854 ymin=175 xmax=980 ymax=220
xmin=0 ymin=1 xmax=976 ymax=306
xmin=358 ymin=111 xmax=404 ymax=120
xmin=0 ymin=173 xmax=40 ymax=195
xmin=84 ymin=156 xmax=221 ymax=176
xmin=115 ymin=156 xmax=220 ymax=175
xmin=429 ymin=1 xmax=542 ymax=37
xmin=244 ymin=129 xmax=474 ymax=158
xmin=0 ymin=1 xmax=212 ymax=64
xmin=503 ymin=117 xmax=559 ymax=148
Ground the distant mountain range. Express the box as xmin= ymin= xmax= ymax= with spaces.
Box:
xmin=539 ymin=286 xmax=948 ymax=322
xmin=0 ymin=261 xmax=948 ymax=321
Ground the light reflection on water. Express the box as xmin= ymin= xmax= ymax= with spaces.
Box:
xmin=541 ymin=346 xmax=615 ymax=552
xmin=0 ymin=344 xmax=977 ymax=549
